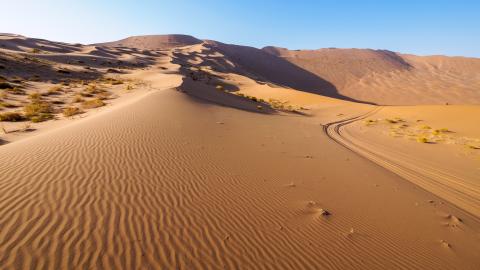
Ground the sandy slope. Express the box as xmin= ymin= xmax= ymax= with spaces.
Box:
xmin=2 ymin=85 xmax=480 ymax=269
xmin=262 ymin=47 xmax=480 ymax=105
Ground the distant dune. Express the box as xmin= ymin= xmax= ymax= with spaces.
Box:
xmin=96 ymin=34 xmax=202 ymax=50
xmin=262 ymin=46 xmax=480 ymax=105
xmin=96 ymin=35 xmax=480 ymax=105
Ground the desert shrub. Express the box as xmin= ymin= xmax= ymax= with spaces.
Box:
xmin=80 ymin=91 xmax=94 ymax=97
xmin=416 ymin=137 xmax=428 ymax=143
xmin=30 ymin=113 xmax=53 ymax=122
xmin=28 ymin=92 xmax=41 ymax=101
xmin=96 ymin=91 xmax=111 ymax=100
xmin=63 ymin=106 xmax=82 ymax=117
xmin=0 ymin=82 xmax=14 ymax=89
xmin=0 ymin=112 xmax=24 ymax=121
xmin=72 ymin=95 xmax=84 ymax=103
xmin=385 ymin=119 xmax=398 ymax=124
xmin=0 ymin=101 xmax=16 ymax=108
xmin=7 ymin=87 xmax=25 ymax=95
xmin=46 ymin=85 xmax=62 ymax=95
xmin=31 ymin=48 xmax=41 ymax=53
xmin=82 ymin=98 xmax=105 ymax=109
xmin=125 ymin=84 xmax=133 ymax=91
xmin=24 ymin=101 xmax=53 ymax=117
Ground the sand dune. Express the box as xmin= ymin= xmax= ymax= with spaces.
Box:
xmin=97 ymin=34 xmax=202 ymax=50
xmin=1 ymin=34 xmax=480 ymax=269
xmin=263 ymin=47 xmax=480 ymax=105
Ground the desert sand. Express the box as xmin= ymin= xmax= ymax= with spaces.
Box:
xmin=1 ymin=34 xmax=480 ymax=269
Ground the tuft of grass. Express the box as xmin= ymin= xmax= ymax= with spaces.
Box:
xmin=63 ymin=106 xmax=82 ymax=117
xmin=96 ymin=91 xmax=111 ymax=100
xmin=46 ymin=85 xmax=62 ymax=95
xmin=0 ymin=101 xmax=16 ymax=108
xmin=30 ymin=113 xmax=53 ymax=123
xmin=82 ymin=98 xmax=105 ymax=109
xmin=385 ymin=119 xmax=398 ymax=124
xmin=416 ymin=137 xmax=429 ymax=143
xmin=0 ymin=112 xmax=25 ymax=122
xmin=28 ymin=92 xmax=42 ymax=101
xmin=364 ymin=119 xmax=377 ymax=126
xmin=72 ymin=95 xmax=84 ymax=103
xmin=24 ymin=101 xmax=53 ymax=117
xmin=420 ymin=125 xmax=431 ymax=129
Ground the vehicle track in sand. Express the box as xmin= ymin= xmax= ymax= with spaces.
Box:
xmin=322 ymin=107 xmax=480 ymax=219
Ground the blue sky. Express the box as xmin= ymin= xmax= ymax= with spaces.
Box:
xmin=1 ymin=0 xmax=479 ymax=57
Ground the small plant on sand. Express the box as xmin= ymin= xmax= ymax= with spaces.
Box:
xmin=45 ymin=85 xmax=62 ymax=96
xmin=385 ymin=119 xmax=398 ymax=124
xmin=0 ymin=101 xmax=16 ymax=108
xmin=24 ymin=100 xmax=53 ymax=122
xmin=96 ymin=91 xmax=111 ymax=100
xmin=72 ymin=95 xmax=84 ymax=103
xmin=31 ymin=48 xmax=41 ymax=54
xmin=28 ymin=92 xmax=42 ymax=101
xmin=420 ymin=125 xmax=431 ymax=130
xmin=416 ymin=137 xmax=429 ymax=143
xmin=30 ymin=113 xmax=53 ymax=123
xmin=82 ymin=98 xmax=105 ymax=109
xmin=363 ymin=119 xmax=376 ymax=126
xmin=125 ymin=84 xmax=133 ymax=91
xmin=0 ymin=112 xmax=25 ymax=122
xmin=62 ymin=106 xmax=82 ymax=117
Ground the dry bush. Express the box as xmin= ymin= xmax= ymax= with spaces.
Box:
xmin=416 ymin=137 xmax=428 ymax=143
xmin=0 ymin=112 xmax=25 ymax=122
xmin=46 ymin=85 xmax=62 ymax=95
xmin=82 ymin=98 xmax=105 ymax=109
xmin=63 ymin=106 xmax=82 ymax=117
xmin=24 ymin=101 xmax=53 ymax=118
xmin=72 ymin=95 xmax=84 ymax=103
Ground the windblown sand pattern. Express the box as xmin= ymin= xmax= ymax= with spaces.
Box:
xmin=1 ymin=90 xmax=480 ymax=269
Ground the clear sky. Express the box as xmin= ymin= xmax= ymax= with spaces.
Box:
xmin=1 ymin=0 xmax=479 ymax=57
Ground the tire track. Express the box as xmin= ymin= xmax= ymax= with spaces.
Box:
xmin=322 ymin=106 xmax=480 ymax=219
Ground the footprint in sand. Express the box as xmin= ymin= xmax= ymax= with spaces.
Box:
xmin=440 ymin=239 xmax=452 ymax=249
xmin=443 ymin=214 xmax=463 ymax=228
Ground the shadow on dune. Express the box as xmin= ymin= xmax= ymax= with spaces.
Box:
xmin=206 ymin=42 xmax=377 ymax=105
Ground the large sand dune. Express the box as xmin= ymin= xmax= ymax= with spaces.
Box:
xmin=262 ymin=47 xmax=480 ymax=105
xmin=1 ymin=34 xmax=480 ymax=269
